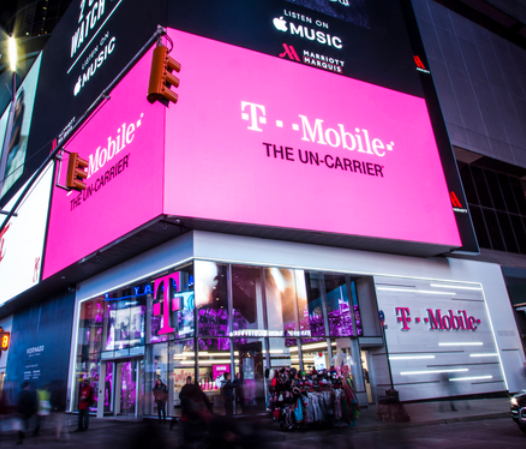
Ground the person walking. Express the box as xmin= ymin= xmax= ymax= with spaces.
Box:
xmin=220 ymin=372 xmax=241 ymax=418
xmin=179 ymin=376 xmax=212 ymax=446
xmin=50 ymin=380 xmax=68 ymax=441
xmin=34 ymin=384 xmax=51 ymax=437
xmin=16 ymin=381 xmax=37 ymax=445
xmin=152 ymin=378 xmax=168 ymax=422
xmin=75 ymin=378 xmax=94 ymax=432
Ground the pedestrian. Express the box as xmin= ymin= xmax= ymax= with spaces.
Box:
xmin=75 ymin=378 xmax=94 ymax=432
xmin=34 ymin=384 xmax=51 ymax=436
xmin=152 ymin=378 xmax=168 ymax=422
xmin=179 ymin=377 xmax=212 ymax=446
xmin=50 ymin=380 xmax=68 ymax=441
xmin=220 ymin=372 xmax=241 ymax=418
xmin=16 ymin=381 xmax=37 ymax=444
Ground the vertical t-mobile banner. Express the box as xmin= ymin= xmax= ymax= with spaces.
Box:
xmin=43 ymin=48 xmax=165 ymax=279
xmin=163 ymin=29 xmax=460 ymax=247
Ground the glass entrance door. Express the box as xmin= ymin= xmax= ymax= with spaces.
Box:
xmin=119 ymin=360 xmax=137 ymax=416
xmin=105 ymin=358 xmax=140 ymax=417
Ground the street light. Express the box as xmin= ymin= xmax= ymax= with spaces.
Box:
xmin=8 ymin=35 xmax=17 ymax=72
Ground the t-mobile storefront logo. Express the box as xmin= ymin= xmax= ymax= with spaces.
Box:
xmin=241 ymin=101 xmax=395 ymax=157
xmin=153 ymin=273 xmax=183 ymax=335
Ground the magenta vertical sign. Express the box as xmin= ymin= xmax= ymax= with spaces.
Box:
xmin=43 ymin=48 xmax=165 ymax=279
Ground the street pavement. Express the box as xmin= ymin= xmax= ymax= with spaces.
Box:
xmin=0 ymin=396 xmax=522 ymax=448
xmin=0 ymin=416 xmax=523 ymax=448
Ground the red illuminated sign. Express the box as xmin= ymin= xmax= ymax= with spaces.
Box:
xmin=450 ymin=191 xmax=463 ymax=208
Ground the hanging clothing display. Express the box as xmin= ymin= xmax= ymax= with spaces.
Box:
xmin=266 ymin=367 xmax=360 ymax=431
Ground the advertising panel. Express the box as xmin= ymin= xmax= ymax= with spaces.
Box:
xmin=163 ymin=29 xmax=460 ymax=247
xmin=5 ymin=292 xmax=75 ymax=390
xmin=0 ymin=54 xmax=42 ymax=199
xmin=375 ymin=276 xmax=506 ymax=401
xmin=42 ymin=47 xmax=165 ymax=280
xmin=0 ymin=162 xmax=53 ymax=306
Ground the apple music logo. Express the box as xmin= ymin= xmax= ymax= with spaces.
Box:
xmin=272 ymin=17 xmax=343 ymax=49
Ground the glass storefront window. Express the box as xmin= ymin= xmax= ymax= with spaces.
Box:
xmin=197 ymin=338 xmax=231 ymax=411
xmin=265 ymin=268 xmax=302 ymax=336
xmin=300 ymin=338 xmax=332 ymax=372
xmin=324 ymin=274 xmax=353 ymax=337
xmin=150 ymin=264 xmax=195 ymax=343
xmin=350 ymin=281 xmax=363 ymax=336
xmin=105 ymin=288 xmax=146 ymax=351
xmin=71 ymin=262 xmax=377 ymax=416
xmin=232 ymin=265 xmax=265 ymax=335
xmin=77 ymin=298 xmax=105 ymax=359
xmin=195 ymin=261 xmax=229 ymax=337
xmin=268 ymin=338 xmax=299 ymax=370
xmin=305 ymin=272 xmax=325 ymax=337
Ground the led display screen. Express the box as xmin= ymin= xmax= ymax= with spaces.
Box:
xmin=0 ymin=163 xmax=53 ymax=306
xmin=163 ymin=29 xmax=460 ymax=247
xmin=0 ymin=54 xmax=42 ymax=199
xmin=43 ymin=47 xmax=165 ymax=279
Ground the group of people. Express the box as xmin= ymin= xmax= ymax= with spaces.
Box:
xmin=152 ymin=372 xmax=243 ymax=447
xmin=0 ymin=379 xmax=68 ymax=444
xmin=153 ymin=372 xmax=241 ymax=422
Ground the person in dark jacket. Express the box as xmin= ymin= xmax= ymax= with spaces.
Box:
xmin=152 ymin=378 xmax=168 ymax=422
xmin=220 ymin=372 xmax=241 ymax=418
xmin=16 ymin=381 xmax=37 ymax=444
xmin=179 ymin=377 xmax=212 ymax=446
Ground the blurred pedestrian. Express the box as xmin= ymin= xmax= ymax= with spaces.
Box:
xmin=34 ymin=384 xmax=51 ymax=436
xmin=75 ymin=378 xmax=94 ymax=432
xmin=50 ymin=380 xmax=68 ymax=441
xmin=16 ymin=381 xmax=37 ymax=444
xmin=179 ymin=378 xmax=212 ymax=446
xmin=220 ymin=372 xmax=241 ymax=418
xmin=152 ymin=378 xmax=168 ymax=422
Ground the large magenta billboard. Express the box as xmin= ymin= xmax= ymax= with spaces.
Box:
xmin=44 ymin=28 xmax=461 ymax=279
xmin=163 ymin=29 xmax=460 ymax=247
xmin=43 ymin=49 xmax=165 ymax=279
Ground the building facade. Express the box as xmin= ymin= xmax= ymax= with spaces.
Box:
xmin=1 ymin=0 xmax=526 ymax=419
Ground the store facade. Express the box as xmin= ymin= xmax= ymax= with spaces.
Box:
xmin=67 ymin=231 xmax=524 ymax=417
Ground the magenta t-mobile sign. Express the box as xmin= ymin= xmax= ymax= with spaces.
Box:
xmin=396 ymin=307 xmax=482 ymax=331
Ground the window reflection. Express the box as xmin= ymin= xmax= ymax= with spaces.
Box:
xmin=232 ymin=265 xmax=265 ymax=334
xmin=195 ymin=261 xmax=229 ymax=336
xmin=324 ymin=274 xmax=353 ymax=337
xmin=305 ymin=272 xmax=325 ymax=337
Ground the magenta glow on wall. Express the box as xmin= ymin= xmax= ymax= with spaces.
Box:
xmin=42 ymin=48 xmax=165 ymax=279
xmin=163 ymin=29 xmax=460 ymax=247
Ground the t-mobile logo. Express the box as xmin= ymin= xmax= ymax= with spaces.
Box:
xmin=241 ymin=101 xmax=267 ymax=132
xmin=152 ymin=272 xmax=183 ymax=335
xmin=240 ymin=101 xmax=395 ymax=157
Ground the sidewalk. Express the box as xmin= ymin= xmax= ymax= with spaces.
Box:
xmin=70 ymin=396 xmax=512 ymax=433
xmin=0 ymin=396 xmax=512 ymax=446
xmin=355 ymin=396 xmax=511 ymax=433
